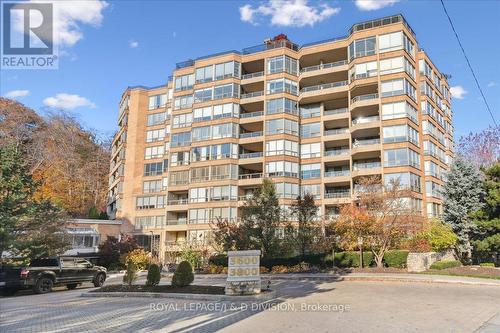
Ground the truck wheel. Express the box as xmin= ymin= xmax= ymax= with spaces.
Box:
xmin=66 ymin=283 xmax=78 ymax=290
xmin=93 ymin=273 xmax=105 ymax=287
xmin=1 ymin=288 xmax=18 ymax=296
xmin=34 ymin=277 xmax=53 ymax=294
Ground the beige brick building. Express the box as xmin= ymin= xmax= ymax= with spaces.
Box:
xmin=107 ymin=15 xmax=454 ymax=264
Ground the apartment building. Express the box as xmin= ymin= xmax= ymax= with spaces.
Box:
xmin=107 ymin=14 xmax=454 ymax=263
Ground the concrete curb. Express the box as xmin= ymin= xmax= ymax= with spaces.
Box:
xmin=81 ymin=290 xmax=277 ymax=301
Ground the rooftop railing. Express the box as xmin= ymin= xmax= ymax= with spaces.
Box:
xmin=242 ymin=40 xmax=299 ymax=55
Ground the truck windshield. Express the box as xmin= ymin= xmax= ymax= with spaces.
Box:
xmin=29 ymin=258 xmax=59 ymax=267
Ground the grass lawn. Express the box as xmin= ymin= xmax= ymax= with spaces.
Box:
xmin=421 ymin=266 xmax=500 ymax=280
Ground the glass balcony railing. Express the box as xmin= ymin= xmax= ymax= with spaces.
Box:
xmin=242 ymin=40 xmax=299 ymax=55
xmin=324 ymin=128 xmax=349 ymax=136
xmin=239 ymin=152 xmax=263 ymax=159
xmin=242 ymin=71 xmax=264 ymax=80
xmin=300 ymin=80 xmax=348 ymax=93
xmin=166 ymin=219 xmax=187 ymax=225
xmin=324 ymin=191 xmax=351 ymax=199
xmin=240 ymin=111 xmax=264 ymax=118
xmin=324 ymin=107 xmax=348 ymax=116
xmin=167 ymin=199 xmax=189 ymax=205
xmin=324 ymin=149 xmax=349 ymax=157
xmin=238 ymin=173 xmax=263 ymax=180
xmin=353 ymin=162 xmax=382 ymax=170
xmin=239 ymin=131 xmax=263 ymax=139
xmin=324 ymin=170 xmax=350 ymax=177
xmin=351 ymin=93 xmax=379 ymax=104
xmin=352 ymin=115 xmax=380 ymax=125
xmin=353 ymin=138 xmax=381 ymax=147
xmin=300 ymin=60 xmax=348 ymax=74
xmin=241 ymin=91 xmax=264 ymax=99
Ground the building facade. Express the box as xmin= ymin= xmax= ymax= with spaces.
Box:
xmin=107 ymin=15 xmax=454 ymax=264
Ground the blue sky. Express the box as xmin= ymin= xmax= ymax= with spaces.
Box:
xmin=1 ymin=0 xmax=499 ymax=138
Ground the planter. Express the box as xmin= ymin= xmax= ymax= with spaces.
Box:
xmin=407 ymin=250 xmax=457 ymax=272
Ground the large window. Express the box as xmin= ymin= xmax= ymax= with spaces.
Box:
xmin=213 ymin=103 xmax=239 ymax=119
xmin=211 ymin=164 xmax=238 ymax=180
xmin=378 ymin=31 xmax=403 ymax=53
xmin=266 ymin=161 xmax=299 ymax=178
xmin=169 ymin=170 xmax=189 ymax=185
xmin=300 ymin=104 xmax=320 ymax=118
xmin=146 ymin=128 xmax=165 ymax=142
xmin=349 ymin=36 xmax=376 ymax=60
xmin=211 ymin=143 xmax=238 ymax=159
xmin=193 ymin=106 xmax=212 ymax=122
xmin=170 ymin=151 xmax=189 ymax=166
xmin=266 ymin=78 xmax=298 ymax=95
xmin=381 ymin=78 xmax=416 ymax=100
xmin=212 ymin=123 xmax=238 ymax=139
xmin=170 ymin=131 xmax=191 ymax=147
xmin=143 ymin=180 xmax=163 ymax=193
xmin=195 ymin=65 xmax=213 ymax=83
xmin=384 ymin=148 xmax=420 ymax=168
xmin=174 ymin=74 xmax=194 ymax=92
xmin=190 ymin=166 xmax=210 ymax=183
xmin=145 ymin=145 xmax=164 ymax=159
xmin=266 ymin=118 xmax=298 ymax=135
xmin=136 ymin=195 xmax=165 ymax=209
xmin=300 ymin=142 xmax=321 ymax=158
xmin=194 ymin=88 xmax=213 ymax=103
xmin=144 ymin=162 xmax=164 ymax=176
xmin=173 ymin=94 xmax=193 ymax=110
xmin=350 ymin=61 xmax=377 ymax=81
xmin=301 ymin=184 xmax=321 ymax=199
xmin=267 ymin=55 xmax=298 ymax=75
xmin=147 ymin=112 xmax=166 ymax=126
xmin=148 ymin=94 xmax=167 ymax=110
xmin=275 ymin=182 xmax=299 ymax=199
xmin=381 ymin=101 xmax=418 ymax=123
xmin=384 ymin=172 xmax=421 ymax=192
xmin=266 ymin=98 xmax=298 ymax=115
xmin=383 ymin=124 xmax=419 ymax=145
xmin=265 ymin=139 xmax=298 ymax=156
xmin=211 ymin=185 xmax=237 ymax=201
xmin=301 ymin=163 xmax=321 ymax=179
xmin=192 ymin=126 xmax=211 ymax=142
xmin=379 ymin=56 xmax=415 ymax=78
xmin=214 ymin=61 xmax=240 ymax=80
xmin=190 ymin=187 xmax=208 ymax=203
xmin=426 ymin=181 xmax=443 ymax=199
xmin=172 ymin=113 xmax=192 ymax=128
xmin=300 ymin=122 xmax=321 ymax=138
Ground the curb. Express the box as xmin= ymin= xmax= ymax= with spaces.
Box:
xmin=81 ymin=290 xmax=277 ymax=302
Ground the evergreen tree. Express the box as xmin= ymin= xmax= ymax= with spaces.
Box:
xmin=471 ymin=163 xmax=500 ymax=263
xmin=442 ymin=156 xmax=485 ymax=262
xmin=289 ymin=192 xmax=320 ymax=259
xmin=240 ymin=178 xmax=281 ymax=258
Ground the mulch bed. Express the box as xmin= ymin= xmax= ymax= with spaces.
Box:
xmin=345 ymin=267 xmax=408 ymax=274
xmin=93 ymin=285 xmax=226 ymax=294
xmin=425 ymin=266 xmax=500 ymax=279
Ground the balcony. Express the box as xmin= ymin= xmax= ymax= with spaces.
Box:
xmin=166 ymin=219 xmax=187 ymax=225
xmin=324 ymin=149 xmax=350 ymax=157
xmin=242 ymin=39 xmax=299 ymax=55
xmin=324 ymin=128 xmax=349 ymax=136
xmin=352 ymin=115 xmax=380 ymax=125
xmin=242 ymin=71 xmax=264 ymax=80
xmin=241 ymin=91 xmax=264 ymax=99
xmin=353 ymin=138 xmax=380 ymax=146
xmin=353 ymin=161 xmax=381 ymax=170
xmin=324 ymin=191 xmax=351 ymax=199
xmin=351 ymin=93 xmax=380 ymax=109
xmin=240 ymin=111 xmax=264 ymax=119
xmin=324 ymin=107 xmax=348 ymax=117
xmin=300 ymin=81 xmax=348 ymax=94
xmin=239 ymin=152 xmax=263 ymax=159
xmin=167 ymin=198 xmax=189 ymax=205
xmin=300 ymin=60 xmax=348 ymax=74
xmin=239 ymin=131 xmax=263 ymax=139
xmin=324 ymin=170 xmax=350 ymax=177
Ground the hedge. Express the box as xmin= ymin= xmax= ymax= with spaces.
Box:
xmin=383 ymin=250 xmax=409 ymax=268
xmin=429 ymin=260 xmax=461 ymax=270
xmin=479 ymin=263 xmax=495 ymax=267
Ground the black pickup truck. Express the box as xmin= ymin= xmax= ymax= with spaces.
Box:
xmin=0 ymin=257 xmax=107 ymax=295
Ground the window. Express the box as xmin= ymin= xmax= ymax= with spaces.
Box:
xmin=194 ymin=88 xmax=212 ymax=103
xmin=143 ymin=180 xmax=163 ymax=193
xmin=378 ymin=31 xmax=403 ymax=52
xmin=191 ymin=145 xmax=211 ymax=161
xmin=170 ymin=131 xmax=191 ymax=147
xmin=427 ymin=202 xmax=442 ymax=218
xmin=190 ymin=187 xmax=208 ymax=203
xmin=300 ymin=104 xmax=320 ymax=118
xmin=146 ymin=128 xmax=165 ymax=142
xmin=193 ymin=106 xmax=212 ymax=122
xmin=214 ymin=83 xmax=238 ymax=99
xmin=425 ymin=160 xmax=444 ymax=179
xmin=148 ymin=94 xmax=167 ymax=110
xmin=266 ymin=140 xmax=298 ymax=156
xmin=426 ymin=181 xmax=442 ymax=199
xmin=383 ymin=125 xmax=419 ymax=145
xmin=349 ymin=36 xmax=376 ymax=60
xmin=384 ymin=148 xmax=420 ymax=168
xmin=267 ymin=55 xmax=298 ymax=75
xmin=174 ymin=74 xmax=194 ymax=92
xmin=192 ymin=126 xmax=211 ymax=142
xmin=145 ymin=145 xmax=164 ymax=159
xmin=381 ymin=78 xmax=416 ymax=100
xmin=300 ymin=142 xmax=321 ymax=158
xmin=212 ymin=123 xmax=238 ymax=139
xmin=213 ymin=103 xmax=238 ymax=119
xmin=266 ymin=98 xmax=298 ymax=115
xmin=351 ymin=61 xmax=377 ymax=80
xmin=190 ymin=166 xmax=210 ymax=183
xmin=211 ymin=143 xmax=238 ymax=159
xmin=170 ymin=151 xmax=189 ymax=166
xmin=301 ymin=163 xmax=321 ymax=179
xmin=266 ymin=118 xmax=298 ymax=135
xmin=174 ymin=94 xmax=193 ymax=110
xmin=211 ymin=164 xmax=238 ymax=180
xmin=136 ymin=195 xmax=165 ymax=209
xmin=210 ymin=185 xmax=237 ymax=201
xmin=144 ymin=162 xmax=163 ymax=176
xmin=300 ymin=122 xmax=321 ymax=138
xmin=266 ymin=161 xmax=299 ymax=178
xmin=266 ymin=78 xmax=298 ymax=95
xmin=379 ymin=56 xmax=414 ymax=78
xmin=189 ymin=208 xmax=210 ymax=224
xmin=147 ymin=112 xmax=166 ymax=126
xmin=384 ymin=172 xmax=421 ymax=192
xmin=301 ymin=184 xmax=321 ymax=199
xmin=381 ymin=101 xmax=418 ymax=123
xmin=169 ymin=170 xmax=189 ymax=185
xmin=195 ymin=65 xmax=213 ymax=83
xmin=135 ymin=216 xmax=166 ymax=229
xmin=172 ymin=113 xmax=192 ymax=128
xmin=403 ymin=33 xmax=414 ymax=58
xmin=214 ymin=61 xmax=240 ymax=80
xmin=275 ymin=182 xmax=299 ymax=199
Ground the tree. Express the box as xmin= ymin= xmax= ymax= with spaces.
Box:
xmin=288 ymin=192 xmax=320 ymax=259
xmin=471 ymin=163 xmax=500 ymax=263
xmin=122 ymin=259 xmax=138 ymax=286
xmin=98 ymin=234 xmax=139 ymax=269
xmin=408 ymin=219 xmax=457 ymax=252
xmin=0 ymin=144 xmax=68 ymax=260
xmin=442 ymin=156 xmax=485 ymax=262
xmin=210 ymin=217 xmax=251 ymax=252
xmin=240 ymin=178 xmax=281 ymax=258
xmin=458 ymin=126 xmax=500 ymax=169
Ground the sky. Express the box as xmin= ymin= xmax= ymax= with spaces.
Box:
xmin=1 ymin=0 xmax=499 ymax=139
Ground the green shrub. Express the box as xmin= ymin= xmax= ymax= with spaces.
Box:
xmin=120 ymin=248 xmax=150 ymax=270
xmin=180 ymin=248 xmax=202 ymax=269
xmin=146 ymin=263 xmax=161 ymax=286
xmin=429 ymin=260 xmax=461 ymax=270
xmin=324 ymin=251 xmax=374 ymax=268
xmin=208 ymin=254 xmax=228 ymax=267
xmin=479 ymin=262 xmax=495 ymax=267
xmin=123 ymin=260 xmax=138 ymax=286
xmin=172 ymin=261 xmax=194 ymax=287
xmin=383 ymin=250 xmax=409 ymax=268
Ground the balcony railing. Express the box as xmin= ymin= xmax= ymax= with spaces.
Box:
xmin=300 ymin=80 xmax=348 ymax=93
xmin=239 ymin=131 xmax=263 ymax=139
xmin=238 ymin=173 xmax=263 ymax=180
xmin=324 ymin=107 xmax=348 ymax=116
xmin=239 ymin=152 xmax=263 ymax=159
xmin=242 ymin=71 xmax=264 ymax=80
xmin=351 ymin=93 xmax=379 ymax=104
xmin=324 ymin=170 xmax=350 ymax=177
xmin=352 ymin=115 xmax=380 ymax=125
xmin=240 ymin=111 xmax=264 ymax=119
xmin=324 ymin=128 xmax=349 ymax=136
xmin=166 ymin=219 xmax=187 ymax=225
xmin=167 ymin=199 xmax=188 ymax=205
xmin=324 ymin=191 xmax=351 ymax=199
xmin=353 ymin=162 xmax=382 ymax=170
xmin=353 ymin=138 xmax=381 ymax=147
xmin=300 ymin=60 xmax=348 ymax=74
xmin=324 ymin=149 xmax=349 ymax=157
xmin=241 ymin=91 xmax=264 ymax=99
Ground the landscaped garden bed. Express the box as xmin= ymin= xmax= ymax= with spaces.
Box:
xmin=424 ymin=265 xmax=500 ymax=279
xmin=93 ymin=284 xmax=226 ymax=294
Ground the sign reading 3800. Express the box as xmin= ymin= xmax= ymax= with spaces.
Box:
xmin=227 ymin=250 xmax=261 ymax=282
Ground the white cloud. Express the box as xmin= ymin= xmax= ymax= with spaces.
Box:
xmin=355 ymin=0 xmax=400 ymax=11
xmin=487 ymin=81 xmax=497 ymax=88
xmin=239 ymin=0 xmax=340 ymax=27
xmin=450 ymin=86 xmax=467 ymax=99
xmin=13 ymin=0 xmax=108 ymax=48
xmin=4 ymin=90 xmax=30 ymax=98
xmin=43 ymin=93 xmax=96 ymax=110
xmin=129 ymin=40 xmax=139 ymax=48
